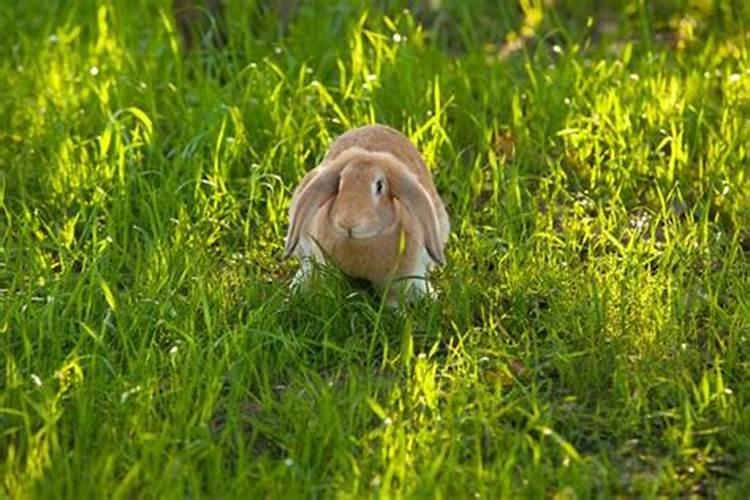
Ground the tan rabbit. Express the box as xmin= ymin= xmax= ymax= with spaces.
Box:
xmin=283 ymin=124 xmax=450 ymax=303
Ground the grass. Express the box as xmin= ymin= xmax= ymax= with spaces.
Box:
xmin=1 ymin=0 xmax=749 ymax=497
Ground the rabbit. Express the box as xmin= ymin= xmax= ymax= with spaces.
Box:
xmin=283 ymin=124 xmax=450 ymax=304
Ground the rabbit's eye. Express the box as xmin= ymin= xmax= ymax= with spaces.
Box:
xmin=375 ymin=179 xmax=385 ymax=195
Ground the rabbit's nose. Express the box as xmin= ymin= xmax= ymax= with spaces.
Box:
xmin=334 ymin=217 xmax=356 ymax=238
xmin=339 ymin=223 xmax=353 ymax=238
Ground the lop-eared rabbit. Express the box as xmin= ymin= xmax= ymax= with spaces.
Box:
xmin=284 ymin=124 xmax=450 ymax=304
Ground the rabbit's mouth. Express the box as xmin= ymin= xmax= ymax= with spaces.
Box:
xmin=337 ymin=226 xmax=380 ymax=240
xmin=334 ymin=219 xmax=398 ymax=240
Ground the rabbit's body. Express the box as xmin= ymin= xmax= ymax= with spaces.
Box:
xmin=285 ymin=124 xmax=449 ymax=302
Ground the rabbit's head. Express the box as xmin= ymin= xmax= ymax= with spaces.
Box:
xmin=329 ymin=158 xmax=397 ymax=240
xmin=284 ymin=147 xmax=445 ymax=265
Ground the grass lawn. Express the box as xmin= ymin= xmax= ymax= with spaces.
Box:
xmin=2 ymin=0 xmax=749 ymax=497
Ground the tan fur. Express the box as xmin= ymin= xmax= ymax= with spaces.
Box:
xmin=314 ymin=198 xmax=422 ymax=284
xmin=324 ymin=125 xmax=450 ymax=240
xmin=285 ymin=124 xmax=450 ymax=301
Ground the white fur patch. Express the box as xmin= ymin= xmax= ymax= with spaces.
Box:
xmin=393 ymin=247 xmax=436 ymax=301
xmin=290 ymin=234 xmax=325 ymax=290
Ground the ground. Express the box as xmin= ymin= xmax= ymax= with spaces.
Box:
xmin=1 ymin=0 xmax=749 ymax=497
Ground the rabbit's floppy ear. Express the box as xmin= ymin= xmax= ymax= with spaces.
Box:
xmin=386 ymin=165 xmax=445 ymax=265
xmin=283 ymin=163 xmax=343 ymax=259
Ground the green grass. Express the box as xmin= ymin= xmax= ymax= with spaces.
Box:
xmin=2 ymin=0 xmax=750 ymax=497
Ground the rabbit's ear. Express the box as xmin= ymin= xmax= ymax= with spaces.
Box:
xmin=388 ymin=168 xmax=445 ymax=265
xmin=283 ymin=166 xmax=341 ymax=259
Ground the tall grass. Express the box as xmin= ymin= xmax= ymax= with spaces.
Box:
xmin=1 ymin=0 xmax=749 ymax=496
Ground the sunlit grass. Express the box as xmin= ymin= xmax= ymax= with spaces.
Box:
xmin=1 ymin=0 xmax=749 ymax=497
